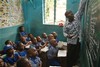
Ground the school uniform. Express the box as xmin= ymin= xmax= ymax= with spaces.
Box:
xmin=19 ymin=31 xmax=27 ymax=37
xmin=3 ymin=45 xmax=13 ymax=54
xmin=28 ymin=56 xmax=41 ymax=67
xmin=30 ymin=43 xmax=41 ymax=49
xmin=3 ymin=53 xmax=19 ymax=65
xmin=37 ymin=41 xmax=45 ymax=46
xmin=17 ymin=50 xmax=27 ymax=58
xmin=42 ymin=38 xmax=48 ymax=43
xmin=26 ymin=37 xmax=31 ymax=41
xmin=47 ymin=45 xmax=60 ymax=66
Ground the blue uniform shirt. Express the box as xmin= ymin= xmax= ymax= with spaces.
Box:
xmin=42 ymin=38 xmax=48 ymax=43
xmin=3 ymin=53 xmax=19 ymax=65
xmin=29 ymin=56 xmax=41 ymax=67
xmin=17 ymin=50 xmax=27 ymax=58
xmin=19 ymin=31 xmax=27 ymax=37
xmin=30 ymin=43 xmax=41 ymax=49
xmin=47 ymin=45 xmax=58 ymax=59
xmin=3 ymin=45 xmax=13 ymax=54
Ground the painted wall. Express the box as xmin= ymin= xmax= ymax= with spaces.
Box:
xmin=67 ymin=0 xmax=80 ymax=14
xmin=0 ymin=25 xmax=22 ymax=50
xmin=0 ymin=0 xmax=24 ymax=50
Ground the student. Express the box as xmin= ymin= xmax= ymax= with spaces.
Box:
xmin=4 ymin=40 xmax=14 ymax=47
xmin=16 ymin=42 xmax=27 ymax=58
xmin=18 ymin=26 xmax=34 ymax=41
xmin=3 ymin=46 xmax=20 ymax=67
xmin=27 ymin=48 xmax=42 ymax=67
xmin=20 ymin=36 xmax=32 ymax=48
xmin=42 ymin=33 xmax=48 ymax=43
xmin=47 ymin=39 xmax=60 ymax=66
xmin=20 ymin=36 xmax=27 ymax=44
xmin=36 ymin=36 xmax=48 ymax=48
xmin=3 ymin=40 xmax=14 ymax=54
xmin=48 ymin=34 xmax=54 ymax=41
xmin=26 ymin=33 xmax=34 ymax=41
xmin=17 ymin=58 xmax=32 ymax=67
xmin=51 ymin=32 xmax=59 ymax=42
xmin=30 ymin=37 xmax=41 ymax=51
xmin=63 ymin=0 xmax=86 ymax=67
xmin=47 ymin=34 xmax=55 ymax=48
xmin=18 ymin=26 xmax=27 ymax=37
xmin=37 ymin=36 xmax=45 ymax=46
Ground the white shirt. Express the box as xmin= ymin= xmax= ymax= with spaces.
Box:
xmin=63 ymin=0 xmax=86 ymax=44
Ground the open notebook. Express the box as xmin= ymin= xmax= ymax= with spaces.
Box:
xmin=41 ymin=46 xmax=49 ymax=52
xmin=57 ymin=50 xmax=67 ymax=57
xmin=57 ymin=41 xmax=67 ymax=48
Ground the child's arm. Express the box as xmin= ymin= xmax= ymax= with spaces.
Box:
xmin=39 ymin=60 xmax=42 ymax=67
xmin=25 ymin=41 xmax=32 ymax=46
xmin=40 ymin=41 xmax=48 ymax=48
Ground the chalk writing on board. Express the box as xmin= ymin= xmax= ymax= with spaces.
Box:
xmin=84 ymin=0 xmax=100 ymax=67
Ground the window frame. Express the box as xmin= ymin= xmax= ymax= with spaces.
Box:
xmin=42 ymin=0 xmax=67 ymax=25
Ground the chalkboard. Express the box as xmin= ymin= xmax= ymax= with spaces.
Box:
xmin=83 ymin=0 xmax=100 ymax=67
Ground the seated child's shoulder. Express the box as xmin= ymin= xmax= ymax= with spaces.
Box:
xmin=36 ymin=56 xmax=40 ymax=60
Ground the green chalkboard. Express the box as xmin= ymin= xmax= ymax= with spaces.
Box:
xmin=83 ymin=0 xmax=100 ymax=67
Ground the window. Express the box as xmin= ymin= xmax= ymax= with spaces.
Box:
xmin=43 ymin=0 xmax=67 ymax=25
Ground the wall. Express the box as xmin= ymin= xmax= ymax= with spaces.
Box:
xmin=0 ymin=25 xmax=22 ymax=50
xmin=67 ymin=0 xmax=80 ymax=14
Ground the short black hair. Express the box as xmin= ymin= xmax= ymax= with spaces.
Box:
xmin=5 ymin=40 xmax=10 ymax=45
xmin=65 ymin=10 xmax=73 ymax=16
xmin=19 ymin=26 xmax=24 ymax=29
xmin=17 ymin=58 xmax=31 ymax=67
xmin=18 ymin=26 xmax=24 ymax=32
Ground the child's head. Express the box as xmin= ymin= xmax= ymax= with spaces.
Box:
xmin=17 ymin=42 xmax=25 ymax=51
xmin=5 ymin=40 xmax=12 ymax=45
xmin=32 ymin=37 xmax=37 ymax=44
xmin=19 ymin=26 xmax=25 ymax=32
xmin=6 ymin=46 xmax=14 ymax=56
xmin=42 ymin=33 xmax=47 ymax=38
xmin=17 ymin=58 xmax=32 ymax=67
xmin=36 ymin=36 xmax=42 ymax=42
xmin=28 ymin=34 xmax=34 ymax=39
xmin=48 ymin=34 xmax=54 ymax=41
xmin=50 ymin=39 xmax=58 ymax=47
xmin=0 ymin=58 xmax=5 ymax=67
xmin=27 ymin=48 xmax=38 ymax=57
xmin=52 ymin=32 xmax=58 ymax=39
xmin=20 ymin=37 xmax=26 ymax=42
